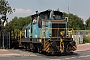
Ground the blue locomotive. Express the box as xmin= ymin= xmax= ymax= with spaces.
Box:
xmin=20 ymin=9 xmax=77 ymax=54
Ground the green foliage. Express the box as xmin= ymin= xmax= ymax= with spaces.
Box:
xmin=4 ymin=22 xmax=13 ymax=32
xmin=5 ymin=16 xmax=31 ymax=37
xmin=0 ymin=0 xmax=15 ymax=32
xmin=0 ymin=0 xmax=14 ymax=15
xmin=85 ymin=17 xmax=90 ymax=30
xmin=1 ymin=16 xmax=6 ymax=20
xmin=83 ymin=36 xmax=90 ymax=43
xmin=63 ymin=12 xmax=84 ymax=30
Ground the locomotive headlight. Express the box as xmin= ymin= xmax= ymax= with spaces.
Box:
xmin=60 ymin=31 xmax=65 ymax=36
xmin=39 ymin=39 xmax=42 ymax=42
xmin=49 ymin=34 xmax=52 ymax=37
xmin=60 ymin=31 xmax=63 ymax=35
xmin=67 ymin=34 xmax=69 ymax=37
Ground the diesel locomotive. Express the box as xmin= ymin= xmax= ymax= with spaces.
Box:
xmin=19 ymin=9 xmax=77 ymax=54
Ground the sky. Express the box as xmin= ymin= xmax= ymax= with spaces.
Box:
xmin=7 ymin=0 xmax=90 ymax=23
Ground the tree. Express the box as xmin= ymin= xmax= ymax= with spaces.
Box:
xmin=63 ymin=12 xmax=84 ymax=30
xmin=5 ymin=16 xmax=31 ymax=37
xmin=0 ymin=0 xmax=15 ymax=25
xmin=4 ymin=22 xmax=13 ymax=32
xmin=85 ymin=17 xmax=90 ymax=30
xmin=0 ymin=0 xmax=15 ymax=15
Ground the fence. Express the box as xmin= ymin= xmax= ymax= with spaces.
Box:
xmin=74 ymin=30 xmax=90 ymax=36
xmin=0 ymin=31 xmax=11 ymax=49
xmin=73 ymin=30 xmax=90 ymax=45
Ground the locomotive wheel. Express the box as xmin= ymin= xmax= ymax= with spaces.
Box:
xmin=66 ymin=44 xmax=72 ymax=53
xmin=30 ymin=43 xmax=34 ymax=51
xmin=38 ymin=47 xmax=42 ymax=54
xmin=38 ymin=48 xmax=41 ymax=53
xmin=26 ymin=46 xmax=29 ymax=51
xmin=33 ymin=47 xmax=38 ymax=53
xmin=46 ymin=52 xmax=51 ymax=56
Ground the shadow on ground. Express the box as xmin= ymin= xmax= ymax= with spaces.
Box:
xmin=15 ymin=47 xmax=80 ymax=57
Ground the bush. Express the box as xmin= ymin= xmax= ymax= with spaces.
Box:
xmin=83 ymin=36 xmax=90 ymax=43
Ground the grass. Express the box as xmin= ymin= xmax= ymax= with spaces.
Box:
xmin=83 ymin=35 xmax=90 ymax=44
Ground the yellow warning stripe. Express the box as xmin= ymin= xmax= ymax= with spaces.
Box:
xmin=44 ymin=43 xmax=50 ymax=51
xmin=46 ymin=48 xmax=50 ymax=52
xmin=72 ymin=45 xmax=77 ymax=51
